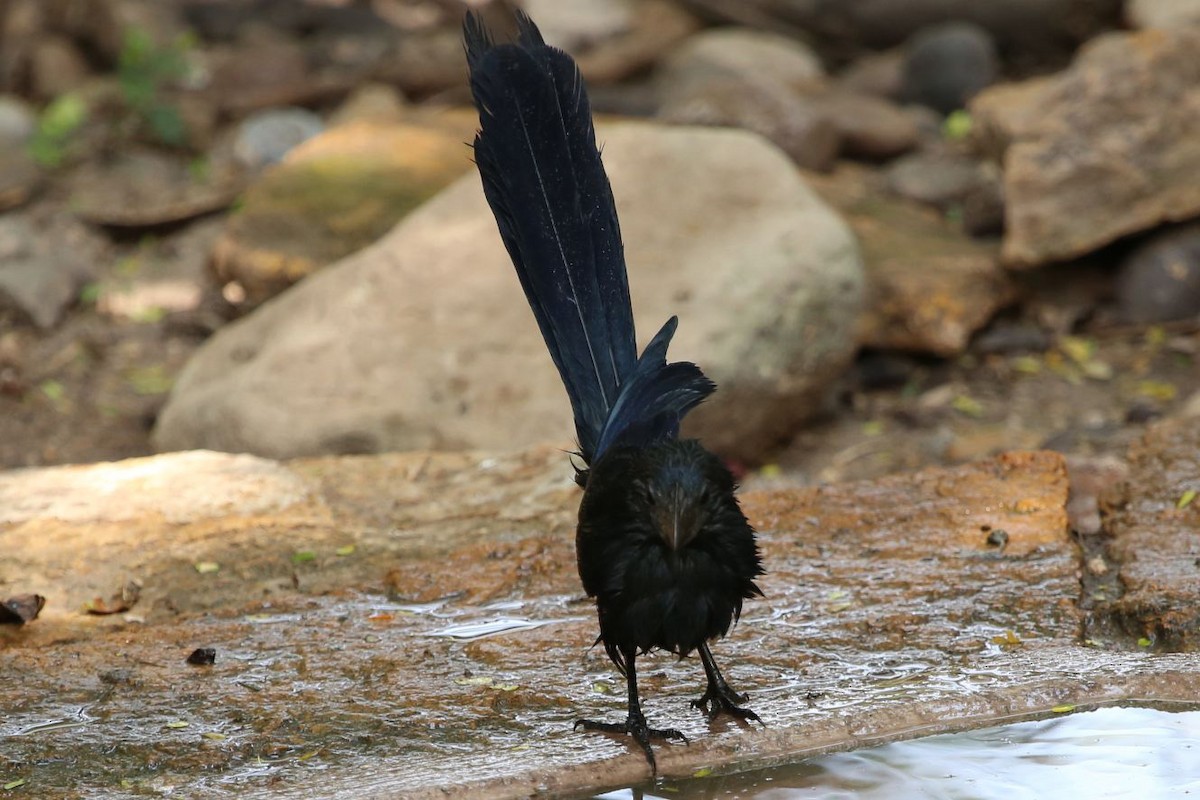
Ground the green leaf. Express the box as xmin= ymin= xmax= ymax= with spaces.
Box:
xmin=4 ymin=779 xmax=27 ymax=790
xmin=943 ymin=110 xmax=972 ymax=141
xmin=335 ymin=545 xmax=355 ymax=557
xmin=292 ymin=550 xmax=317 ymax=564
xmin=951 ymin=394 xmax=984 ymax=418
xmin=39 ymin=380 xmax=64 ymax=401
xmin=1138 ymin=637 xmax=1152 ymax=648
xmin=1051 ymin=704 xmax=1075 ymax=714
xmin=194 ymin=561 xmax=220 ymax=574
xmin=1178 ymin=489 xmax=1196 ymax=509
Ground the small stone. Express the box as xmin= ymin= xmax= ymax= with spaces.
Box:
xmin=972 ymin=322 xmax=1050 ymax=355
xmin=186 ymin=647 xmax=217 ymax=665
xmin=837 ymin=49 xmax=905 ymax=100
xmin=656 ymin=27 xmax=835 ymax=169
xmin=233 ymin=108 xmax=325 ymax=170
xmin=0 ymin=96 xmax=38 ymax=148
xmin=1087 ymin=555 xmax=1109 ymax=575
xmin=961 ymin=177 xmax=1006 ymax=238
xmin=1126 ymin=0 xmax=1200 ymax=28
xmin=810 ymin=90 xmax=919 ymax=160
xmin=523 ymin=0 xmax=633 ymax=53
xmin=573 ymin=0 xmax=700 ymax=85
xmin=28 ymin=36 xmax=92 ymax=101
xmin=885 ymin=150 xmax=983 ymax=208
xmin=902 ymin=22 xmax=998 ymax=114
xmin=0 ymin=212 xmax=102 ymax=328
xmin=1115 ymin=223 xmax=1200 ymax=324
xmin=659 ymin=78 xmax=839 ymax=171
xmin=70 ymin=148 xmax=244 ymax=228
xmin=0 ymin=147 xmax=41 ymax=212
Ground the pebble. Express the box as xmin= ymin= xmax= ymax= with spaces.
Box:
xmin=233 ymin=108 xmax=326 ymax=170
xmin=902 ymin=22 xmax=998 ymax=114
xmin=1115 ymin=223 xmax=1200 ymax=324
xmin=0 ymin=96 xmax=37 ymax=148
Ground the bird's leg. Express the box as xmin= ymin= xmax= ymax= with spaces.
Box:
xmin=574 ymin=648 xmax=688 ymax=775
xmin=690 ymin=641 xmax=763 ymax=724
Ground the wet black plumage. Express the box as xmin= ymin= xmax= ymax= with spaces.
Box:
xmin=464 ymin=11 xmax=765 ymax=774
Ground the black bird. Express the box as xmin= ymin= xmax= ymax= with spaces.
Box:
xmin=463 ymin=11 xmax=765 ymax=774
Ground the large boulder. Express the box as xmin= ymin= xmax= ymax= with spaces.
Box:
xmin=154 ymin=123 xmax=864 ymax=462
xmin=970 ymin=27 xmax=1200 ymax=268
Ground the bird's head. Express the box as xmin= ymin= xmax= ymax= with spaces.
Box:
xmin=635 ymin=440 xmax=738 ymax=552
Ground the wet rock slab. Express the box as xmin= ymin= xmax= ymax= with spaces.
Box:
xmin=1097 ymin=417 xmax=1200 ymax=649
xmin=2 ymin=448 xmax=1199 ymax=798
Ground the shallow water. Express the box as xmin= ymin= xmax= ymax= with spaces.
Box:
xmin=599 ymin=706 xmax=1200 ymax=800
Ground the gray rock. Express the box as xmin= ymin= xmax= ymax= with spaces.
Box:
xmin=902 ymin=22 xmax=998 ymax=114
xmin=233 ymin=108 xmax=325 ymax=169
xmin=658 ymin=27 xmax=825 ymax=89
xmin=154 ymin=123 xmax=863 ymax=462
xmin=971 ymin=28 xmax=1200 ymax=267
xmin=885 ymin=150 xmax=984 ymax=206
xmin=1116 ymin=223 xmax=1200 ymax=324
xmin=1126 ymin=0 xmax=1200 ymax=28
xmin=0 ymin=212 xmax=102 ymax=328
xmin=0 ymin=96 xmax=37 ymax=148
xmin=523 ymin=0 xmax=633 ymax=52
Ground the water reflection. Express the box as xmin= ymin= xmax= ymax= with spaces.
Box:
xmin=600 ymin=706 xmax=1200 ymax=799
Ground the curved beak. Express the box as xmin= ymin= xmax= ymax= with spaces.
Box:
xmin=653 ymin=486 xmax=701 ymax=551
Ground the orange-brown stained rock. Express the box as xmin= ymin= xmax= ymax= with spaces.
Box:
xmin=2 ymin=448 xmax=1200 ymax=799
xmin=1098 ymin=418 xmax=1200 ymax=650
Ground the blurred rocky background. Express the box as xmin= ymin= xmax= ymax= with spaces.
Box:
xmin=1 ymin=0 xmax=1198 ymax=485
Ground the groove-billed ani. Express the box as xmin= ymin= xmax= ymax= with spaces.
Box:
xmin=464 ymin=11 xmax=765 ymax=774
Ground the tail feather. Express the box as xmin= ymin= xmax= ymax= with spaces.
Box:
xmin=465 ymin=11 xmax=714 ymax=466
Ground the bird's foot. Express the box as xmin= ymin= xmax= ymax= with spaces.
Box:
xmin=690 ymin=681 xmax=763 ymax=725
xmin=574 ymin=714 xmax=688 ymax=775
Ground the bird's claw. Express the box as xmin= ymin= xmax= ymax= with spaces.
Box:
xmin=691 ymin=683 xmax=763 ymax=725
xmin=574 ymin=714 xmax=688 ymax=775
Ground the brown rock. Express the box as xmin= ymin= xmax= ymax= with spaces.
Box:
xmin=837 ymin=48 xmax=906 ymax=100
xmin=809 ymin=89 xmax=919 ymax=160
xmin=0 ymin=145 xmax=39 ymax=211
xmin=656 ymin=27 xmax=836 ymax=170
xmin=1126 ymin=0 xmax=1200 ymax=28
xmin=28 ymin=35 xmax=91 ymax=100
xmin=69 ymin=148 xmax=244 ymax=228
xmin=808 ymin=163 xmax=1018 ymax=355
xmin=1098 ymin=418 xmax=1200 ymax=650
xmin=210 ymin=120 xmax=471 ymax=308
xmin=969 ymin=28 xmax=1200 ymax=268
xmin=574 ymin=0 xmax=701 ymax=85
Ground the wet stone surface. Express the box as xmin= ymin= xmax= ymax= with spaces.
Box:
xmin=2 ymin=448 xmax=1199 ymax=798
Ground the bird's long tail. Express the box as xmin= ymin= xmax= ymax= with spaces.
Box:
xmin=464 ymin=12 xmax=714 ymax=470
